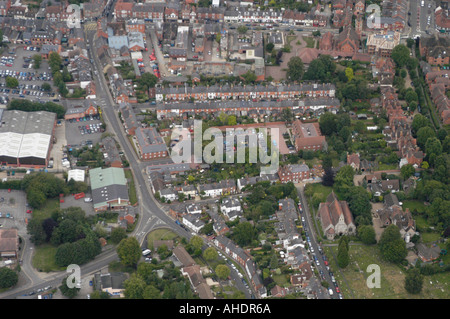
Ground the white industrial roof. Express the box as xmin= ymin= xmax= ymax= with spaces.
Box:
xmin=68 ymin=169 xmax=85 ymax=182
xmin=0 ymin=110 xmax=56 ymax=160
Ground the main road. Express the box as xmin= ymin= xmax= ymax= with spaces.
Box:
xmin=0 ymin=24 xmax=191 ymax=300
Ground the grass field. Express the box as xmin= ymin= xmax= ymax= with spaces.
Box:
xmin=124 ymin=169 xmax=138 ymax=205
xmin=32 ymin=244 xmax=65 ymax=273
xmin=147 ymin=228 xmax=179 ymax=250
xmin=302 ymin=36 xmax=315 ymax=48
xmin=32 ymin=199 xmax=60 ymax=222
xmin=402 ymin=200 xmax=427 ymax=214
xmin=324 ymin=244 xmax=450 ymax=299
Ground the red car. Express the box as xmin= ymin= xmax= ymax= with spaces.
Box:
xmin=335 ymin=287 xmax=340 ymax=293
xmin=324 ymin=261 xmax=328 ymax=266
xmin=26 ymin=210 xmax=32 ymax=214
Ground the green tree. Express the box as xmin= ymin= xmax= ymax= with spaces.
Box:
xmin=110 ymin=227 xmax=127 ymax=244
xmin=425 ymin=137 xmax=442 ymax=159
xmin=215 ymin=264 xmax=231 ymax=280
xmin=404 ymin=268 xmax=423 ymax=294
xmin=266 ymin=42 xmax=274 ymax=52
xmin=117 ymin=237 xmax=141 ymax=268
xmin=237 ymin=25 xmax=248 ymax=34
xmin=346 ymin=187 xmax=372 ymax=225
xmin=0 ymin=268 xmax=18 ymax=288
xmin=345 ymin=67 xmax=354 ymax=82
xmin=233 ymin=221 xmax=257 ymax=246
xmin=358 ymin=225 xmax=376 ymax=245
xmin=227 ymin=115 xmax=237 ymax=126
xmin=143 ymin=285 xmax=161 ymax=299
xmin=269 ymin=253 xmax=279 ymax=269
xmin=137 ymin=72 xmax=158 ymax=90
xmin=189 ymin=235 xmax=203 ymax=251
xmin=391 ymin=44 xmax=410 ymax=67
xmin=334 ymin=165 xmax=355 ymax=198
xmin=124 ymin=273 xmax=146 ymax=299
xmin=41 ymin=82 xmax=52 ymax=92
xmin=27 ymin=218 xmax=46 ymax=245
xmin=379 ymin=224 xmax=407 ymax=263
xmin=337 ymin=243 xmax=349 ymax=268
xmin=405 ymin=90 xmax=418 ymax=104
xmin=203 ymin=247 xmax=218 ymax=261
xmin=411 ymin=114 xmax=429 ymax=135
xmin=319 ymin=112 xmax=337 ymax=136
xmin=286 ymin=56 xmax=304 ymax=81
xmin=416 ymin=126 xmax=436 ymax=149
xmin=5 ymin=76 xmax=18 ymax=88
xmin=401 ymin=164 xmax=416 ymax=179
xmin=33 ymin=54 xmax=42 ymax=69
xmin=59 ymin=276 xmax=80 ymax=299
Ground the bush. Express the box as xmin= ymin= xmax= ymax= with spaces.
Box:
xmin=0 ymin=268 xmax=18 ymax=288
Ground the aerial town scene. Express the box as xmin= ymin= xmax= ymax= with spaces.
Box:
xmin=0 ymin=0 xmax=448 ymax=303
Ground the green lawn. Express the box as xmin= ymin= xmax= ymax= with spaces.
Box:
xmin=421 ymin=232 xmax=442 ymax=243
xmin=32 ymin=244 xmax=65 ymax=273
xmin=402 ymin=200 xmax=427 ymax=214
xmin=302 ymin=36 xmax=315 ymax=48
xmin=323 ymin=244 xmax=450 ymax=299
xmin=32 ymin=199 xmax=60 ymax=222
xmin=147 ymin=228 xmax=179 ymax=250
xmin=377 ymin=163 xmax=399 ymax=170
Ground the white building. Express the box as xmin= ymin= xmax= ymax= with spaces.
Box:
xmin=182 ymin=214 xmax=205 ymax=233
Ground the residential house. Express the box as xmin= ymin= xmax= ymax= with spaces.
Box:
xmin=419 ymin=34 xmax=450 ymax=66
xmin=278 ymin=164 xmax=311 ymax=183
xmin=94 ymin=273 xmax=128 ymax=298
xmin=220 ymin=197 xmax=242 ymax=221
xmin=416 ymin=243 xmax=441 ymax=263
xmin=186 ymin=203 xmax=202 ymax=215
xmin=198 ymin=180 xmax=236 ymax=198
xmin=381 ymin=179 xmax=400 ymax=193
xmin=347 ymin=153 xmax=360 ymax=171
xmin=182 ymin=214 xmax=205 ymax=233
xmin=173 ymin=245 xmax=196 ymax=267
xmin=159 ymin=188 xmax=178 ymax=202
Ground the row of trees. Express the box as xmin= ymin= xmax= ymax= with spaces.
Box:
xmin=21 ymin=172 xmax=88 ymax=209
xmin=8 ymin=99 xmax=65 ymax=119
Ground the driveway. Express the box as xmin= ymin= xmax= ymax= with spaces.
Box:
xmin=371 ymin=202 xmax=385 ymax=242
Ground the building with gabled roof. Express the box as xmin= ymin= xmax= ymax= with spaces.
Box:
xmin=318 ymin=191 xmax=356 ymax=240
xmin=89 ymin=167 xmax=130 ymax=212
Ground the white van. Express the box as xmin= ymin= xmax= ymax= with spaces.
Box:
xmin=142 ymin=249 xmax=151 ymax=256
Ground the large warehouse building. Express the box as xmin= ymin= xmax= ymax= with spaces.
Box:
xmin=0 ymin=109 xmax=56 ymax=168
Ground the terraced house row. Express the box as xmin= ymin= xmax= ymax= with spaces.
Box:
xmin=156 ymin=97 xmax=340 ymax=119
xmin=155 ymin=83 xmax=336 ymax=102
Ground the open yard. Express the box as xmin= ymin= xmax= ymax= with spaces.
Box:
xmin=32 ymin=244 xmax=65 ymax=273
xmin=147 ymin=228 xmax=179 ymax=250
xmin=323 ymin=244 xmax=450 ymax=299
xmin=32 ymin=199 xmax=60 ymax=221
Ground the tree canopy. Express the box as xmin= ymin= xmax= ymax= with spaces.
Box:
xmin=286 ymin=56 xmax=304 ymax=82
xmin=379 ymin=225 xmax=407 ymax=263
